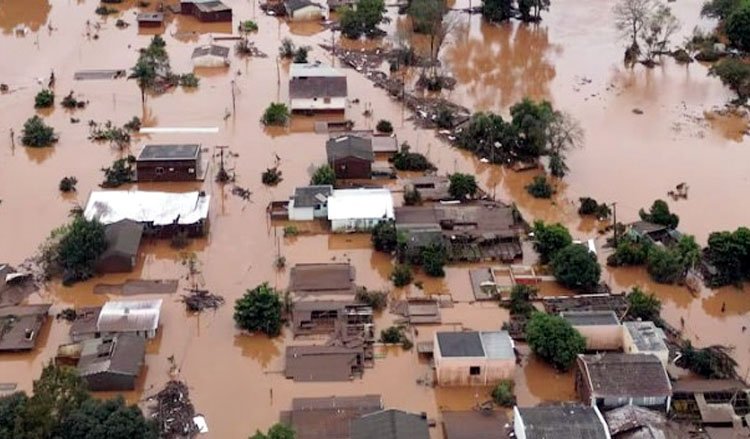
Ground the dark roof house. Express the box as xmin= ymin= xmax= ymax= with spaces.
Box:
xmin=280 ymin=395 xmax=383 ymax=439
xmin=71 ymin=334 xmax=146 ymax=391
xmin=513 ymin=405 xmax=609 ymax=439
xmin=326 ymin=135 xmax=374 ymax=180
xmin=285 ymin=345 xmax=364 ymax=381
xmin=0 ymin=304 xmax=51 ymax=352
xmin=289 ymin=64 xmax=347 ymax=112
xmin=350 ymin=409 xmax=430 ymax=439
xmin=289 ymin=263 xmax=356 ymax=296
xmin=442 ymin=410 xmax=510 ymax=439
xmin=180 ymin=0 xmax=233 ymax=22
xmin=135 ymin=144 xmax=203 ymax=182
xmin=293 ymin=185 xmax=334 ymax=208
xmin=191 ymin=45 xmax=230 ymax=67
xmin=96 ymin=219 xmax=143 ymax=273
xmin=136 ymin=12 xmax=164 ymax=27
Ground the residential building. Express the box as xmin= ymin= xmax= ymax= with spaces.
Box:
xmin=434 ymin=331 xmax=515 ymax=386
xmin=513 ymin=405 xmax=610 ymax=439
xmin=280 ymin=395 xmax=383 ymax=439
xmin=327 ymin=188 xmax=394 ymax=232
xmin=350 ymin=409 xmax=430 ymax=439
xmin=289 ymin=63 xmax=347 ymax=112
xmin=57 ymin=334 xmax=146 ymax=391
xmin=180 ymin=0 xmax=232 ymax=22
xmin=135 ymin=144 xmax=203 ymax=182
xmin=622 ymin=321 xmax=669 ymax=366
xmin=136 ymin=12 xmax=164 ymax=28
xmin=284 ymin=0 xmax=323 ymax=20
xmin=327 ymin=0 xmax=358 ymax=11
xmin=285 ymin=345 xmax=364 ymax=381
xmin=0 ymin=264 xmax=35 ymax=306
xmin=560 ymin=311 xmax=622 ymax=351
xmin=0 ymin=305 xmax=51 ymax=352
xmin=575 ymin=353 xmax=672 ymax=411
xmin=291 ymin=300 xmax=373 ymax=337
xmin=326 ymin=135 xmax=374 ymax=179
xmin=288 ymin=185 xmax=333 ymax=221
xmin=96 ymin=219 xmax=143 ymax=273
xmin=70 ymin=300 xmax=162 ymax=341
xmin=442 ymin=410 xmax=510 ymax=439
xmin=328 ymin=130 xmax=398 ymax=154
xmin=289 ymin=263 xmax=357 ymax=296
xmin=405 ymin=175 xmax=451 ymax=201
xmin=191 ymin=44 xmax=230 ymax=68
xmin=604 ymin=405 xmax=684 ymax=438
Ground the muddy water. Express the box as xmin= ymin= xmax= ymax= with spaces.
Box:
xmin=1 ymin=0 xmax=750 ymax=437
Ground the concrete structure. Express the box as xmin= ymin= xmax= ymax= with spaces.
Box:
xmin=288 ymin=185 xmax=333 ymax=221
xmin=180 ymin=0 xmax=232 ymax=22
xmin=326 ymin=135 xmax=374 ymax=180
xmin=291 ymin=300 xmax=373 ymax=337
xmin=622 ymin=321 xmax=669 ymax=367
xmin=95 ymin=220 xmax=143 ymax=273
xmin=513 ymin=405 xmax=610 ymax=439
xmin=434 ymin=331 xmax=515 ymax=386
xmin=136 ymin=12 xmax=164 ymax=28
xmin=284 ymin=0 xmax=323 ymax=20
xmin=191 ymin=44 xmax=230 ymax=68
xmin=280 ymin=395 xmax=383 ymax=439
xmin=57 ymin=334 xmax=146 ymax=391
xmin=575 ymin=353 xmax=672 ymax=411
xmin=136 ymin=144 xmax=202 ymax=182
xmin=560 ymin=311 xmax=622 ymax=351
xmin=289 ymin=63 xmax=347 ymax=112
xmin=351 ymin=409 xmax=430 ymax=439
xmin=327 ymin=188 xmax=394 ymax=232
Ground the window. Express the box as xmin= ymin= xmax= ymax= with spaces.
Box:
xmin=168 ymin=167 xmax=175 ymax=172
xmin=155 ymin=167 xmax=164 ymax=175
xmin=469 ymin=366 xmax=481 ymax=376
xmin=324 ymin=97 xmax=331 ymax=104
xmin=188 ymin=168 xmax=195 ymax=174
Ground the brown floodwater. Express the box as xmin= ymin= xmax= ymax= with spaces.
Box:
xmin=1 ymin=0 xmax=750 ymax=437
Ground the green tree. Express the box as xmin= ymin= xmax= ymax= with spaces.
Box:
xmin=607 ymin=235 xmax=650 ymax=266
xmin=491 ymin=380 xmax=516 ymax=406
xmin=725 ymin=2 xmax=750 ymax=50
xmin=0 ymin=392 xmax=27 ymax=438
xmin=21 ymin=115 xmax=56 ymax=147
xmin=57 ymin=397 xmax=157 ymax=439
xmin=448 ymin=173 xmax=478 ymax=200
xmin=709 ymin=58 xmax=750 ymax=102
xmin=525 ymin=175 xmax=554 ymax=198
xmin=380 ymin=326 xmax=404 ymax=343
xmin=376 ymin=119 xmax=393 ymax=133
xmin=391 ymin=264 xmax=413 ymax=287
xmin=507 ymin=284 xmax=538 ymax=317
xmin=293 ymin=47 xmax=309 ymax=63
xmin=392 ymin=143 xmax=436 ymax=171
xmin=57 ymin=216 xmax=107 ymax=284
xmin=456 ymin=112 xmax=517 ymax=163
xmin=701 ymin=0 xmax=742 ymax=19
xmin=639 ymin=199 xmax=679 ymax=229
xmin=483 ymin=0 xmax=513 ymax=22
xmin=250 ymin=423 xmax=296 ymax=439
xmin=279 ymin=38 xmax=295 ymax=58
xmin=518 ymin=0 xmax=551 ymax=21
xmin=531 ymin=221 xmax=572 ymax=263
xmin=704 ymin=227 xmax=750 ymax=286
xmin=646 ymin=246 xmax=684 ymax=284
xmin=128 ymin=35 xmax=170 ymax=104
xmin=510 ymin=98 xmax=555 ymax=156
xmin=421 ymin=243 xmax=446 ymax=277
xmin=526 ymin=312 xmax=585 ymax=370
xmin=234 ymin=283 xmax=283 ymax=336
xmin=626 ymin=287 xmax=661 ymax=321
xmin=34 ymin=89 xmax=54 ymax=108
xmin=371 ymin=220 xmax=398 ymax=253
xmin=551 ymin=244 xmax=601 ymax=290
xmin=339 ymin=0 xmax=387 ymax=38
xmin=310 ymin=164 xmax=336 ymax=185
xmin=261 ymin=103 xmax=290 ymax=126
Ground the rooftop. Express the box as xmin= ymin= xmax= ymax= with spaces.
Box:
xmin=395 ymin=202 xmax=520 ymax=238
xmin=326 ymin=135 xmax=374 ymax=162
xmin=629 ymin=221 xmax=668 ymax=236
xmin=290 ymin=63 xmax=345 ymax=78
xmin=290 ymin=64 xmax=347 ymax=99
xmin=137 ymin=12 xmax=164 ymax=21
xmin=97 ymin=299 xmax=162 ymax=333
xmin=327 ymin=188 xmax=394 ymax=221
xmin=604 ymin=405 xmax=668 ymax=437
xmin=281 ymin=395 xmax=382 ymax=439
xmin=285 ymin=345 xmax=362 ymax=382
xmin=193 ymin=0 xmax=232 ymax=13
xmin=623 ymin=321 xmax=668 ymax=352
xmin=289 ymin=263 xmax=355 ymax=293
xmin=76 ymin=334 xmax=146 ymax=377
xmin=293 ymin=185 xmax=333 ymax=208
xmin=0 ymin=305 xmax=51 ymax=351
xmin=83 ymin=191 xmax=210 ymax=226
xmin=560 ymin=311 xmax=620 ymax=326
xmin=285 ymin=0 xmax=320 ymax=11
xmin=100 ymin=219 xmax=143 ymax=260
xmin=579 ymin=353 xmax=671 ymax=398
xmin=442 ymin=410 xmax=510 ymax=439
xmin=191 ymin=45 xmax=230 ymax=59
xmin=350 ymin=409 xmax=430 ymax=439
xmin=436 ymin=331 xmax=514 ymax=359
xmin=515 ymin=405 xmax=608 ymax=439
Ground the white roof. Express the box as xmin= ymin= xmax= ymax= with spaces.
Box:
xmin=327 ymin=188 xmax=394 ymax=221
xmin=98 ymin=299 xmax=162 ymax=333
xmin=290 ymin=63 xmax=344 ymax=78
xmin=83 ymin=191 xmax=210 ymax=226
xmin=479 ymin=331 xmax=515 ymax=360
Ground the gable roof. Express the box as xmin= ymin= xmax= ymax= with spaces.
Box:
xmin=101 ymin=220 xmax=143 ymax=259
xmin=191 ymin=44 xmax=230 ymax=59
xmin=326 ymin=135 xmax=374 ymax=162
xmin=285 ymin=0 xmax=321 ymax=11
xmin=578 ymin=353 xmax=672 ymax=398
xmin=281 ymin=395 xmax=383 ymax=439
xmin=285 ymin=345 xmax=362 ymax=382
xmin=515 ymin=405 xmax=609 ymax=439
xmin=289 ymin=263 xmax=355 ymax=293
xmin=442 ymin=410 xmax=510 ymax=439
xmin=76 ymin=334 xmax=146 ymax=377
xmin=97 ymin=299 xmax=162 ymax=333
xmin=293 ymin=185 xmax=333 ymax=208
xmin=290 ymin=65 xmax=347 ymax=99
xmin=560 ymin=311 xmax=620 ymax=326
xmin=350 ymin=409 xmax=429 ymax=439
xmin=0 ymin=305 xmax=51 ymax=351
xmin=83 ymin=191 xmax=210 ymax=226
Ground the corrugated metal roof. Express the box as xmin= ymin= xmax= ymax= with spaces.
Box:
xmin=516 ymin=405 xmax=608 ymax=439
xmin=290 ymin=63 xmax=345 ymax=78
xmin=97 ymin=299 xmax=162 ymax=333
xmin=623 ymin=321 xmax=668 ymax=352
xmin=327 ymin=189 xmax=394 ymax=221
xmin=351 ymin=409 xmax=429 ymax=439
xmin=479 ymin=331 xmax=514 ymax=360
xmin=83 ymin=191 xmax=210 ymax=226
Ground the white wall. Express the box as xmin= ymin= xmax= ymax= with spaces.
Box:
xmin=513 ymin=408 xmax=527 ymax=439
xmin=289 ymin=205 xmax=314 ymax=221
xmin=290 ymin=5 xmax=322 ymax=20
xmin=331 ymin=217 xmax=382 ymax=232
xmin=575 ymin=324 xmax=623 ymax=351
xmin=291 ymin=97 xmax=346 ymax=111
xmin=192 ymin=55 xmax=228 ymax=68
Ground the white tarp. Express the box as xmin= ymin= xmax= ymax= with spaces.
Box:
xmin=84 ymin=191 xmax=210 ymax=226
xmin=327 ymin=188 xmax=394 ymax=221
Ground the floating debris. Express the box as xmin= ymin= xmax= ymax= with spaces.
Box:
xmin=231 ymin=185 xmax=252 ymax=201
xmin=149 ymin=380 xmax=200 ymax=439
xmin=181 ymin=288 xmax=225 ymax=312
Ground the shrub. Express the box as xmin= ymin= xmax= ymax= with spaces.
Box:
xmin=178 ymin=73 xmax=199 ymax=88
xmin=61 ymin=91 xmax=86 ymax=109
xmin=101 ymin=156 xmax=135 ymax=188
xmin=526 ymin=175 xmax=554 ymax=198
xmin=551 ymin=244 xmax=601 ymax=291
xmin=34 ymin=89 xmax=54 ymax=108
xmin=392 ymin=144 xmax=436 ymax=171
xmin=526 ymin=312 xmax=586 ymax=371
xmin=391 ymin=264 xmax=413 ymax=287
xmin=58 ymin=176 xmax=77 ymax=192
xmin=279 ymin=38 xmax=295 ymax=58
xmin=355 ymin=287 xmax=388 ymax=310
xmin=531 ymin=221 xmax=572 ymax=263
xmin=435 ymin=105 xmax=454 ymax=129
xmin=376 ymin=119 xmax=393 ymax=134
xmin=240 ymin=20 xmax=259 ymax=32
xmin=491 ymin=380 xmax=516 ymax=407
xmin=234 ymin=283 xmax=283 ymax=336
xmin=293 ymin=46 xmax=309 ymax=63
xmin=371 ymin=220 xmax=397 ymax=253
xmin=403 ymin=188 xmax=421 ymax=206
xmin=507 ymin=284 xmax=537 ymax=317
xmin=21 ymin=115 xmax=56 ymax=147
xmin=262 ymin=167 xmax=283 ymax=186
xmin=646 ymin=246 xmax=684 ymax=284
xmin=310 ymin=164 xmax=336 ymax=185
xmin=639 ymin=199 xmax=679 ymax=229
xmin=607 ymin=235 xmax=650 ymax=266
xmin=578 ymin=197 xmax=611 ymax=218
xmin=448 ymin=173 xmax=478 ymax=200
xmin=421 ymin=243 xmax=446 ymax=277
xmin=626 ymin=287 xmax=661 ymax=321
xmin=261 ymin=102 xmax=290 ymax=126
xmin=283 ymin=225 xmax=299 ymax=237
xmin=380 ymin=326 xmax=403 ymax=343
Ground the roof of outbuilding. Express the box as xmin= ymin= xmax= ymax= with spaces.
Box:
xmin=191 ymin=44 xmax=230 ymax=59
xmin=326 ymin=135 xmax=374 ymax=162
xmin=436 ymin=332 xmax=484 ymax=357
xmin=623 ymin=321 xmax=668 ymax=352
xmin=77 ymin=334 xmax=146 ymax=377
xmin=281 ymin=395 xmax=382 ymax=439
xmin=101 ymin=219 xmax=143 ymax=260
xmin=350 ymin=409 xmax=430 ymax=439
xmin=515 ymin=405 xmax=608 ymax=439
xmin=285 ymin=345 xmax=362 ymax=382
xmin=289 ymin=263 xmax=356 ymax=293
xmin=578 ymin=353 xmax=672 ymax=398
xmin=97 ymin=299 xmax=162 ymax=333
xmin=327 ymin=189 xmax=394 ymax=221
xmin=293 ymin=185 xmax=333 ymax=208
xmin=560 ymin=310 xmax=620 ymax=326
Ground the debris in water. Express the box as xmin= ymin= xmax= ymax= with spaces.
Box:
xmin=149 ymin=380 xmax=200 ymax=439
xmin=231 ymin=185 xmax=252 ymax=201
xmin=632 ymin=108 xmax=644 ymax=115
xmin=181 ymin=288 xmax=225 ymax=312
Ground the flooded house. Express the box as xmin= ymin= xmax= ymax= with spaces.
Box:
xmin=626 ymin=221 xmax=682 ymax=246
xmin=0 ymin=305 xmax=51 ymax=352
xmin=288 ymin=185 xmax=333 ymax=221
xmin=95 ymin=219 xmax=143 ymax=274
xmin=179 ymin=0 xmax=232 ymax=22
xmin=135 ymin=144 xmax=204 ymax=182
xmin=191 ymin=45 xmax=230 ymax=68
xmin=70 ymin=299 xmax=162 ymax=342
xmin=291 ymin=299 xmax=373 ymax=337
xmin=670 ymin=379 xmax=750 ymax=426
xmin=280 ymin=395 xmax=383 ymax=439
xmin=604 ymin=405 xmax=684 ymax=439
xmin=441 ymin=410 xmax=510 ymax=439
xmin=575 ymin=353 xmax=672 ymax=411
xmin=288 ymin=263 xmax=357 ymax=296
xmin=136 ymin=12 xmax=164 ymax=28
xmin=329 ymin=131 xmax=398 ymax=155
xmin=433 ymin=331 xmax=515 ymax=386
xmin=326 ymin=135 xmax=374 ymax=180
xmin=512 ymin=405 xmax=610 ymax=439
xmin=391 ymin=298 xmax=441 ymax=325
xmin=284 ymin=344 xmax=365 ymax=381
xmin=0 ymin=264 xmax=35 ymax=306
xmin=56 ymin=334 xmax=146 ymax=391
xmin=289 ymin=63 xmax=347 ymax=113
xmin=405 ymin=175 xmax=451 ymax=202
xmin=327 ymin=0 xmax=359 ymax=11
xmin=83 ymin=190 xmax=211 ymax=237
xmin=284 ymin=0 xmax=324 ymax=20
xmin=621 ymin=321 xmax=669 ymax=367
xmin=560 ymin=311 xmax=622 ymax=351
xmin=327 ymin=188 xmax=395 ymax=232
xmin=350 ymin=409 xmax=430 ymax=439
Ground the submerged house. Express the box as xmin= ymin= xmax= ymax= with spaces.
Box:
xmin=289 ymin=63 xmax=347 ymax=112
xmin=70 ymin=299 xmax=162 ymax=341
xmin=83 ymin=190 xmax=210 ymax=237
xmin=326 ymin=135 xmax=374 ymax=180
xmin=136 ymin=12 xmax=164 ymax=28
xmin=621 ymin=321 xmax=669 ymax=367
xmin=405 ymin=175 xmax=451 ymax=201
xmin=288 ymin=185 xmax=333 ymax=221
xmin=285 ymin=345 xmax=365 ymax=381
xmin=96 ymin=219 xmax=143 ymax=274
xmin=292 ymin=300 xmax=373 ymax=338
xmin=284 ymin=0 xmax=323 ymax=20
xmin=57 ymin=334 xmax=146 ymax=391
xmin=180 ymin=0 xmax=232 ymax=22
xmin=191 ymin=45 xmax=230 ymax=68
xmin=433 ymin=331 xmax=515 ymax=386
xmin=280 ymin=395 xmax=383 ymax=439
xmin=513 ymin=405 xmax=610 ymax=439
xmin=351 ymin=409 xmax=430 ymax=439
xmin=135 ymin=144 xmax=203 ymax=182
xmin=289 ymin=263 xmax=357 ymax=296
xmin=327 ymin=0 xmax=359 ymax=11
xmin=327 ymin=188 xmax=394 ymax=232
xmin=560 ymin=311 xmax=622 ymax=351
xmin=442 ymin=410 xmax=510 ymax=439
xmin=0 ymin=305 xmax=51 ymax=352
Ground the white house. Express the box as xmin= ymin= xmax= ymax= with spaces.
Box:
xmin=327 ymin=188 xmax=394 ymax=232
xmin=622 ymin=321 xmax=669 ymax=367
xmin=191 ymin=44 xmax=230 ymax=68
xmin=289 ymin=63 xmax=347 ymax=112
xmin=284 ymin=0 xmax=323 ymax=20
xmin=97 ymin=299 xmax=163 ymax=339
xmin=433 ymin=331 xmax=515 ymax=386
xmin=513 ymin=405 xmax=610 ymax=439
xmin=288 ymin=185 xmax=333 ymax=221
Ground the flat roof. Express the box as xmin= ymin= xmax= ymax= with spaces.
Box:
xmin=442 ymin=410 xmax=510 ymax=439
xmin=327 ymin=189 xmax=394 ymax=221
xmin=623 ymin=321 xmax=668 ymax=352
xmin=437 ymin=332 xmax=484 ymax=357
xmin=516 ymin=405 xmax=608 ymax=439
xmin=0 ymin=305 xmax=51 ymax=351
xmin=480 ymin=331 xmax=514 ymax=360
xmin=290 ymin=63 xmax=345 ymax=78
xmin=137 ymin=144 xmax=200 ymax=161
xmin=560 ymin=311 xmax=620 ymax=326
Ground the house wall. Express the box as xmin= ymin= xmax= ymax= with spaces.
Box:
xmin=193 ymin=55 xmax=228 ymax=68
xmin=137 ymin=20 xmax=162 ymax=28
xmin=136 ymin=159 xmax=198 ymax=182
xmin=331 ymin=217 xmax=382 ymax=232
xmin=513 ymin=408 xmax=527 ymax=439
xmin=84 ymin=372 xmax=137 ymax=391
xmin=290 ymin=5 xmax=322 ymax=21
xmin=330 ymin=156 xmax=371 ymax=179
xmin=95 ymin=254 xmax=135 ymax=274
xmin=289 ymin=204 xmax=314 ymax=221
xmin=574 ymin=324 xmax=623 ymax=351
xmin=290 ymin=97 xmax=346 ymax=112
xmin=435 ymin=357 xmax=514 ymax=386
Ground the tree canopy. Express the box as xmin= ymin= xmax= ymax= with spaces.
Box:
xmin=507 ymin=284 xmax=538 ymax=317
xmin=709 ymin=58 xmax=750 ymax=102
xmin=532 ymin=221 xmax=572 ymax=263
xmin=21 ymin=115 xmax=56 ymax=147
xmin=234 ymin=283 xmax=283 ymax=336
xmin=310 ymin=164 xmax=336 ymax=186
xmin=448 ymin=173 xmax=478 ymax=200
xmin=704 ymin=227 xmax=750 ymax=287
xmin=482 ymin=0 xmax=513 ymax=22
xmin=371 ymin=220 xmax=398 ymax=253
xmin=626 ymin=287 xmax=661 ymax=321
xmin=725 ymin=1 xmax=750 ymax=50
xmin=551 ymin=244 xmax=601 ymax=290
xmin=339 ymin=0 xmax=387 ymax=39
xmin=526 ymin=312 xmax=585 ymax=370
xmin=250 ymin=423 xmax=296 ymax=439
xmin=57 ymin=216 xmax=107 ymax=284
xmin=639 ymin=199 xmax=679 ymax=229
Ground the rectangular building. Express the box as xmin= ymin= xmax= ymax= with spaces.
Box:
xmin=434 ymin=331 xmax=515 ymax=386
xmin=288 ymin=185 xmax=333 ymax=221
xmin=513 ymin=405 xmax=610 ymax=439
xmin=327 ymin=188 xmax=394 ymax=232
xmin=136 ymin=144 xmax=202 ymax=182
xmin=180 ymin=0 xmax=232 ymax=22
xmin=622 ymin=321 xmax=669 ymax=367
xmin=560 ymin=311 xmax=622 ymax=351
xmin=289 ymin=63 xmax=347 ymax=112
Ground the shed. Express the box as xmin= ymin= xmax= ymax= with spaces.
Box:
xmin=136 ymin=12 xmax=164 ymax=27
xmin=284 ymin=0 xmax=323 ymax=20
xmin=136 ymin=144 xmax=202 ymax=182
xmin=191 ymin=45 xmax=230 ymax=68
xmin=289 ymin=263 xmax=356 ymax=295
xmin=0 ymin=304 xmax=51 ymax=352
xmin=621 ymin=321 xmax=669 ymax=367
xmin=327 ymin=188 xmax=394 ymax=232
xmin=285 ymin=345 xmax=364 ymax=381
xmin=406 ymin=175 xmax=451 ymax=201
xmin=434 ymin=331 xmax=515 ymax=386
xmin=180 ymin=0 xmax=232 ymax=22
xmin=350 ymin=409 xmax=429 ymax=439
xmin=560 ymin=311 xmax=622 ymax=351
xmin=513 ymin=405 xmax=610 ymax=439
xmin=289 ymin=185 xmax=333 ymax=221
xmin=73 ymin=334 xmax=146 ymax=391
xmin=96 ymin=299 xmax=162 ymax=339
xmin=289 ymin=63 xmax=347 ymax=112
xmin=96 ymin=219 xmax=143 ymax=273
xmin=442 ymin=410 xmax=510 ymax=439
xmin=280 ymin=395 xmax=383 ymax=439
xmin=575 ymin=353 xmax=672 ymax=411
xmin=326 ymin=135 xmax=374 ymax=180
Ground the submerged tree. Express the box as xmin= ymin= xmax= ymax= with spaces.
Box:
xmin=482 ymin=0 xmax=514 ymax=22
xmin=546 ymin=111 xmax=583 ymax=178
xmin=234 ymin=283 xmax=283 ymax=336
xmin=129 ymin=35 xmax=171 ymax=104
xmin=339 ymin=0 xmax=388 ymax=39
xmin=518 ymin=0 xmax=551 ymax=22
xmin=310 ymin=164 xmax=335 ymax=185
xmin=725 ymin=2 xmax=750 ymax=51
xmin=448 ymin=173 xmax=478 ymax=200
xmin=551 ymin=244 xmax=601 ymax=290
xmin=709 ymin=58 xmax=750 ymax=102
xmin=639 ymin=199 xmax=679 ymax=229
xmin=613 ymin=0 xmax=655 ymax=55
xmin=626 ymin=286 xmax=662 ymax=321
xmin=531 ymin=221 xmax=572 ymax=263
xmin=640 ymin=4 xmax=680 ymax=65
xmin=526 ymin=312 xmax=585 ymax=370
xmin=21 ymin=115 xmax=56 ymax=147
xmin=250 ymin=423 xmax=296 ymax=439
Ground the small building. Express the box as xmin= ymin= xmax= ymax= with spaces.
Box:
xmin=289 ymin=263 xmax=356 ymax=296
xmin=71 ymin=300 xmax=162 ymax=341
xmin=292 ymin=300 xmax=373 ymax=337
xmin=327 ymin=0 xmax=358 ymax=11
xmin=136 ymin=12 xmax=164 ymax=28
xmin=180 ymin=0 xmax=232 ymax=22
xmin=327 ymin=188 xmax=394 ymax=232
xmin=622 ymin=321 xmax=669 ymax=367
xmin=406 ymin=175 xmax=451 ymax=201
xmin=289 ymin=185 xmax=333 ymax=221
xmin=280 ymin=395 xmax=383 ymax=439
xmin=604 ymin=405 xmax=683 ymax=439
xmin=442 ymin=410 xmax=510 ymax=439
xmin=560 ymin=311 xmax=622 ymax=351
xmin=96 ymin=219 xmax=143 ymax=273
xmin=351 ymin=409 xmax=430 ymax=439
xmin=627 ymin=221 xmax=682 ymax=247
xmin=57 ymin=334 xmax=146 ymax=391
xmin=391 ymin=298 xmax=441 ymax=325
xmin=434 ymin=331 xmax=515 ymax=386
xmin=284 ymin=0 xmax=323 ymax=21
xmin=83 ymin=190 xmax=210 ymax=237
xmin=326 ymin=135 xmax=374 ymax=180
xmin=0 ymin=264 xmax=35 ymax=306
xmin=136 ymin=144 xmax=203 ymax=182
xmin=671 ymin=379 xmax=750 ymax=426
xmin=191 ymin=44 xmax=230 ymax=68
xmin=285 ymin=345 xmax=364 ymax=381
xmin=575 ymin=353 xmax=672 ymax=411
xmin=0 ymin=304 xmax=51 ymax=352
xmin=290 ymin=63 xmax=347 ymax=113
xmin=512 ymin=405 xmax=610 ymax=439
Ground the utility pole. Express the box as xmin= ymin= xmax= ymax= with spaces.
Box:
xmin=230 ymin=80 xmax=236 ymax=114
xmin=612 ymin=202 xmax=618 ymax=247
